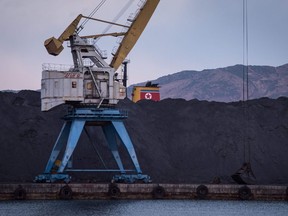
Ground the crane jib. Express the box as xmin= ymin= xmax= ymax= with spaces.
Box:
xmin=110 ymin=0 xmax=160 ymax=71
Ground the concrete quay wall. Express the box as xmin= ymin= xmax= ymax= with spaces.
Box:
xmin=0 ymin=183 xmax=287 ymax=201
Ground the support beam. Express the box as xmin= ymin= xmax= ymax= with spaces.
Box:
xmin=112 ymin=121 xmax=142 ymax=174
xmin=58 ymin=120 xmax=85 ymax=172
xmin=102 ymin=124 xmax=126 ymax=174
xmin=44 ymin=122 xmax=71 ymax=173
xmin=35 ymin=108 xmax=150 ymax=183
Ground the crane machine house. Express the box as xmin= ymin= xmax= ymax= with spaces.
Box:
xmin=41 ymin=0 xmax=160 ymax=111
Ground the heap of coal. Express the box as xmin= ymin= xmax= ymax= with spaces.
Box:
xmin=0 ymin=90 xmax=287 ymax=184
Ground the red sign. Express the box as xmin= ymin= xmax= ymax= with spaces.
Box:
xmin=64 ymin=73 xmax=81 ymax=78
xmin=140 ymin=91 xmax=160 ymax=101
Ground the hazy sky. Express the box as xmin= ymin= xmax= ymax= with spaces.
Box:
xmin=0 ymin=0 xmax=287 ymax=90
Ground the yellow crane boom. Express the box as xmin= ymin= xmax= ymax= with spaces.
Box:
xmin=44 ymin=0 xmax=160 ymax=70
xmin=44 ymin=14 xmax=83 ymax=56
xmin=110 ymin=0 xmax=160 ymax=71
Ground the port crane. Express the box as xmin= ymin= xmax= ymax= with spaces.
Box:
xmin=35 ymin=0 xmax=160 ymax=183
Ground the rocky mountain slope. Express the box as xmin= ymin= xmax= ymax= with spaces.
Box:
xmin=0 ymin=90 xmax=287 ymax=184
xmin=129 ymin=64 xmax=288 ymax=102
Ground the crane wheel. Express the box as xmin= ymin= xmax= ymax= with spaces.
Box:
xmin=14 ymin=185 xmax=26 ymax=200
xmin=59 ymin=185 xmax=73 ymax=200
xmin=238 ymin=186 xmax=252 ymax=200
xmin=152 ymin=185 xmax=165 ymax=199
xmin=196 ymin=185 xmax=209 ymax=199
xmin=108 ymin=184 xmax=120 ymax=198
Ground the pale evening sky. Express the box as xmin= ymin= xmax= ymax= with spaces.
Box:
xmin=0 ymin=0 xmax=287 ymax=90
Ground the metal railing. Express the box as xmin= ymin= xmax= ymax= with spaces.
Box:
xmin=42 ymin=63 xmax=74 ymax=72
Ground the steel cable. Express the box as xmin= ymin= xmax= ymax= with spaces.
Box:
xmin=77 ymin=0 xmax=107 ymax=33
xmin=242 ymin=0 xmax=250 ymax=163
xmin=94 ymin=0 xmax=134 ymax=44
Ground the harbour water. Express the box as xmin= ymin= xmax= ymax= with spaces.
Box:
xmin=0 ymin=200 xmax=287 ymax=216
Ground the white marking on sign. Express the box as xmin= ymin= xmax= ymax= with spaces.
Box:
xmin=145 ymin=92 xmax=152 ymax=100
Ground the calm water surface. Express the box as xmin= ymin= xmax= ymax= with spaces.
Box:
xmin=0 ymin=200 xmax=287 ymax=216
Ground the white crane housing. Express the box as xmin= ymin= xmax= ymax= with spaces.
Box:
xmin=41 ymin=0 xmax=160 ymax=111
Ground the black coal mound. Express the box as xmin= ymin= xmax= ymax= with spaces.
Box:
xmin=0 ymin=90 xmax=287 ymax=184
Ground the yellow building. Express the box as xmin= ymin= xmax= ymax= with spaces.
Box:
xmin=132 ymin=84 xmax=160 ymax=103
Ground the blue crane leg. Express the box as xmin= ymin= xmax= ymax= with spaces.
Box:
xmin=102 ymin=124 xmax=125 ymax=173
xmin=58 ymin=120 xmax=85 ymax=173
xmin=44 ymin=122 xmax=71 ymax=173
xmin=112 ymin=121 xmax=142 ymax=174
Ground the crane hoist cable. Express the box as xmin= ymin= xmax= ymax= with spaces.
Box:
xmin=231 ymin=0 xmax=256 ymax=184
xmin=94 ymin=0 xmax=134 ymax=44
xmin=77 ymin=0 xmax=107 ymax=33
xmin=242 ymin=0 xmax=250 ymax=163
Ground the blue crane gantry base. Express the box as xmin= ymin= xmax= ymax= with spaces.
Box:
xmin=34 ymin=107 xmax=150 ymax=183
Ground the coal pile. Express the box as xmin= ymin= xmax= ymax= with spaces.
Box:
xmin=0 ymin=90 xmax=287 ymax=184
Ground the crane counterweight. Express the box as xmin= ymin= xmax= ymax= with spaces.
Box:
xmin=44 ymin=37 xmax=64 ymax=56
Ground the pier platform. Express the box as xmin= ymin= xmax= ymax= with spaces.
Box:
xmin=0 ymin=183 xmax=287 ymax=201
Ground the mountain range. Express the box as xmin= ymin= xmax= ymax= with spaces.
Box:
xmin=129 ymin=64 xmax=288 ymax=102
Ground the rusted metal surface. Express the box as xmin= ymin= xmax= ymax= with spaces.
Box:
xmin=0 ymin=183 xmax=287 ymax=201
